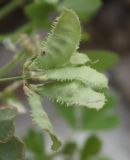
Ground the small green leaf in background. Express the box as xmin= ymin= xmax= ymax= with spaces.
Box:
xmin=81 ymin=91 xmax=119 ymax=130
xmin=0 ymin=107 xmax=17 ymax=143
xmin=62 ymin=141 xmax=77 ymax=155
xmin=85 ymin=50 xmax=119 ymax=71
xmin=24 ymin=129 xmax=47 ymax=160
xmin=55 ymin=91 xmax=119 ymax=130
xmin=24 ymin=129 xmax=45 ymax=155
xmin=0 ymin=137 xmax=25 ymax=160
xmin=80 ymin=135 xmax=102 ymax=160
xmin=55 ymin=104 xmax=76 ymax=128
xmin=0 ymin=107 xmax=25 ymax=160
xmin=81 ymin=32 xmax=91 ymax=42
xmin=25 ymin=2 xmax=54 ymax=29
xmin=58 ymin=0 xmax=102 ymax=21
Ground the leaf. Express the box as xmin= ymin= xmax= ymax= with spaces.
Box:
xmin=81 ymin=92 xmax=119 ymax=130
xmin=0 ymin=107 xmax=17 ymax=144
xmin=81 ymin=32 xmax=91 ymax=42
xmin=30 ymin=66 xmax=108 ymax=89
xmin=0 ymin=137 xmax=25 ymax=160
xmin=55 ymin=91 xmax=119 ymax=130
xmin=0 ymin=107 xmax=17 ymax=122
xmin=62 ymin=141 xmax=77 ymax=155
xmin=85 ymin=50 xmax=119 ymax=71
xmin=58 ymin=0 xmax=102 ymax=21
xmin=31 ymin=81 xmax=106 ymax=109
xmin=55 ymin=103 xmax=76 ymax=128
xmin=24 ymin=86 xmax=61 ymax=151
xmin=25 ymin=2 xmax=54 ymax=29
xmin=30 ymin=8 xmax=81 ymax=69
xmin=0 ymin=120 xmax=14 ymax=143
xmin=70 ymin=52 xmax=90 ymax=65
xmin=24 ymin=129 xmax=45 ymax=155
xmin=80 ymin=135 xmax=102 ymax=160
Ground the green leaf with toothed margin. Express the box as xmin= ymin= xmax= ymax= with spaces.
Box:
xmin=29 ymin=8 xmax=81 ymax=69
xmin=25 ymin=86 xmax=61 ymax=151
xmin=30 ymin=66 xmax=108 ymax=89
xmin=31 ymin=82 xmax=106 ymax=110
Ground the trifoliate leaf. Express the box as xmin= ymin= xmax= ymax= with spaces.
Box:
xmin=23 ymin=9 xmax=109 ymax=151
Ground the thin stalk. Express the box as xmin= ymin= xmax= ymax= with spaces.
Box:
xmin=0 ymin=76 xmax=23 ymax=83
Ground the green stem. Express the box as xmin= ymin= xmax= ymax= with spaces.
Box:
xmin=0 ymin=51 xmax=26 ymax=78
xmin=0 ymin=76 xmax=23 ymax=83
